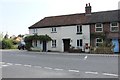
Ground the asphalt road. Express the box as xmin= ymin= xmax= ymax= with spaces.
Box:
xmin=0 ymin=50 xmax=119 ymax=78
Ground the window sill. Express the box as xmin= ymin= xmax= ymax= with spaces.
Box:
xmin=95 ymin=31 xmax=103 ymax=32
xmin=110 ymin=31 xmax=119 ymax=33
xmin=51 ymin=32 xmax=57 ymax=33
xmin=76 ymin=32 xmax=82 ymax=34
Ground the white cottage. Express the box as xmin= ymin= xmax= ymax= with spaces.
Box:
xmin=28 ymin=3 xmax=92 ymax=52
xmin=29 ymin=3 xmax=120 ymax=53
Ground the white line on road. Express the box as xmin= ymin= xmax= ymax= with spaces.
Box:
xmin=14 ymin=64 xmax=22 ymax=66
xmin=84 ymin=55 xmax=88 ymax=60
xmin=54 ymin=68 xmax=63 ymax=71
xmin=68 ymin=70 xmax=79 ymax=73
xmin=2 ymin=65 xmax=9 ymax=67
xmin=85 ymin=71 xmax=98 ymax=74
xmin=102 ymin=73 xmax=118 ymax=77
xmin=34 ymin=66 xmax=42 ymax=68
xmin=6 ymin=63 xmax=13 ymax=65
xmin=44 ymin=67 xmax=53 ymax=70
xmin=0 ymin=62 xmax=5 ymax=64
xmin=24 ymin=65 xmax=32 ymax=67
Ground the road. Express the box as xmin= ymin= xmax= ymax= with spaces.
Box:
xmin=0 ymin=50 xmax=119 ymax=78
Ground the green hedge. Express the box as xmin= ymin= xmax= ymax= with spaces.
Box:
xmin=1 ymin=39 xmax=14 ymax=49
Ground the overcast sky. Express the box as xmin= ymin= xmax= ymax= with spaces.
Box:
xmin=0 ymin=0 xmax=120 ymax=36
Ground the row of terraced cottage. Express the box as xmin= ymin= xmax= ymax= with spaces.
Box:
xmin=28 ymin=3 xmax=120 ymax=53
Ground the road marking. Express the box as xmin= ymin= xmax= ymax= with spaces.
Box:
xmin=14 ymin=64 xmax=22 ymax=66
xmin=84 ymin=55 xmax=88 ymax=60
xmin=2 ymin=65 xmax=9 ymax=67
xmin=54 ymin=68 xmax=63 ymax=71
xmin=68 ymin=70 xmax=79 ymax=73
xmin=34 ymin=66 xmax=42 ymax=68
xmin=102 ymin=73 xmax=118 ymax=77
xmin=6 ymin=63 xmax=13 ymax=65
xmin=44 ymin=67 xmax=52 ymax=70
xmin=0 ymin=62 xmax=5 ymax=64
xmin=85 ymin=71 xmax=98 ymax=74
xmin=24 ymin=65 xmax=32 ymax=67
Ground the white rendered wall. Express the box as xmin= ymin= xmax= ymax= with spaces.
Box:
xmin=29 ymin=25 xmax=90 ymax=52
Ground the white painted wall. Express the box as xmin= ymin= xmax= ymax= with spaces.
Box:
xmin=29 ymin=25 xmax=90 ymax=52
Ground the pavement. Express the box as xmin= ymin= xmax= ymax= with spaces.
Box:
xmin=13 ymin=50 xmax=119 ymax=57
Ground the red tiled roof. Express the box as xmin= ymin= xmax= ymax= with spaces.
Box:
xmin=29 ymin=10 xmax=120 ymax=29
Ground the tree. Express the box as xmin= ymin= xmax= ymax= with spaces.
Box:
xmin=4 ymin=33 xmax=9 ymax=39
xmin=2 ymin=39 xmax=14 ymax=49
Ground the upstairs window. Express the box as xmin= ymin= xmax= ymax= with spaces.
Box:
xmin=95 ymin=23 xmax=103 ymax=32
xmin=51 ymin=27 xmax=57 ymax=33
xmin=77 ymin=39 xmax=83 ymax=47
xmin=110 ymin=22 xmax=119 ymax=32
xmin=33 ymin=29 xmax=37 ymax=34
xmin=96 ymin=38 xmax=103 ymax=47
xmin=52 ymin=40 xmax=56 ymax=48
xmin=77 ymin=25 xmax=82 ymax=34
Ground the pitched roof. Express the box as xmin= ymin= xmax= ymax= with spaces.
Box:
xmin=29 ymin=10 xmax=120 ymax=29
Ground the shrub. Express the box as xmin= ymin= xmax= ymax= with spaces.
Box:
xmin=1 ymin=39 xmax=14 ymax=49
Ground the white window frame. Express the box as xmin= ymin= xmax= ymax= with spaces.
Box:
xmin=96 ymin=38 xmax=103 ymax=47
xmin=33 ymin=40 xmax=37 ymax=47
xmin=51 ymin=27 xmax=57 ymax=33
xmin=77 ymin=39 xmax=83 ymax=48
xmin=52 ymin=40 xmax=56 ymax=48
xmin=33 ymin=29 xmax=37 ymax=34
xmin=110 ymin=22 xmax=119 ymax=32
xmin=95 ymin=23 xmax=103 ymax=32
xmin=77 ymin=25 xmax=82 ymax=34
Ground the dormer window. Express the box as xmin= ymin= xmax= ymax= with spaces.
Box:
xmin=110 ymin=22 xmax=119 ymax=32
xmin=51 ymin=27 xmax=57 ymax=33
xmin=77 ymin=25 xmax=82 ymax=34
xmin=95 ymin=23 xmax=103 ymax=32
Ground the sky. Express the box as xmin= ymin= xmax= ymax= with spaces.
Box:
xmin=0 ymin=0 xmax=120 ymax=37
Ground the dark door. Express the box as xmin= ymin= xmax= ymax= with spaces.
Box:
xmin=63 ymin=39 xmax=70 ymax=52
xmin=43 ymin=41 xmax=47 ymax=52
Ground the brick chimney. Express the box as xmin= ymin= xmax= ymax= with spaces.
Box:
xmin=85 ymin=3 xmax=92 ymax=14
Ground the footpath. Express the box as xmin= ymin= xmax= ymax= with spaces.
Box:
xmin=1 ymin=49 xmax=119 ymax=57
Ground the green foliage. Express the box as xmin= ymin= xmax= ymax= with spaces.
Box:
xmin=91 ymin=33 xmax=106 ymax=39
xmin=24 ymin=34 xmax=52 ymax=42
xmin=91 ymin=41 xmax=114 ymax=54
xmin=24 ymin=34 xmax=52 ymax=51
xmin=1 ymin=39 xmax=14 ymax=49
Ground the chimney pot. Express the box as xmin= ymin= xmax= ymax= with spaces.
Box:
xmin=89 ymin=3 xmax=90 ymax=6
xmin=85 ymin=3 xmax=92 ymax=15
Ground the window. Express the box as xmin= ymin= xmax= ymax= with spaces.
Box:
xmin=95 ymin=23 xmax=103 ymax=32
xmin=33 ymin=29 xmax=37 ymax=34
xmin=34 ymin=40 xmax=37 ymax=47
xmin=77 ymin=39 xmax=82 ymax=47
xmin=110 ymin=22 xmax=119 ymax=32
xmin=77 ymin=25 xmax=82 ymax=34
xmin=96 ymin=38 xmax=103 ymax=46
xmin=52 ymin=40 xmax=56 ymax=48
xmin=51 ymin=27 xmax=57 ymax=33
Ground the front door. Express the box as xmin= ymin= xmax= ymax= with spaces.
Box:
xmin=43 ymin=41 xmax=47 ymax=52
xmin=63 ymin=39 xmax=70 ymax=52
xmin=112 ymin=39 xmax=119 ymax=53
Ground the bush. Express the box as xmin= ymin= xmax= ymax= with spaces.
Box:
xmin=1 ymin=39 xmax=14 ymax=49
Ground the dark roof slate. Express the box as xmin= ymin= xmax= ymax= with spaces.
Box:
xmin=29 ymin=10 xmax=120 ymax=29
